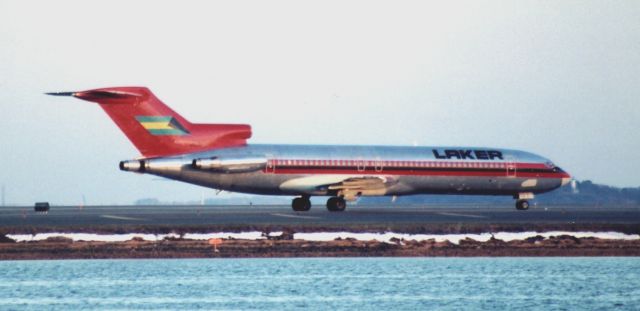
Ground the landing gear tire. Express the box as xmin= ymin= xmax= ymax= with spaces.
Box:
xmin=326 ymin=197 xmax=346 ymax=212
xmin=292 ymin=197 xmax=311 ymax=212
xmin=516 ymin=200 xmax=530 ymax=211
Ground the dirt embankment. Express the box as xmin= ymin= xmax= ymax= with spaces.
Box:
xmin=1 ymin=234 xmax=639 ymax=260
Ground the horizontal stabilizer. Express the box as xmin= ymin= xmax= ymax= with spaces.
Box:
xmin=47 ymin=89 xmax=142 ymax=101
xmin=45 ymin=92 xmax=75 ymax=96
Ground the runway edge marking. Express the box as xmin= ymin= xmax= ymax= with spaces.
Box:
xmin=101 ymin=215 xmax=147 ymax=221
xmin=270 ymin=213 xmax=322 ymax=220
xmin=435 ymin=212 xmax=488 ymax=219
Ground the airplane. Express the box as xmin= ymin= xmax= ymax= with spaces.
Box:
xmin=48 ymin=87 xmax=571 ymax=212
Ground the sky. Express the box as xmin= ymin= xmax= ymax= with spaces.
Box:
xmin=0 ymin=1 xmax=639 ymax=205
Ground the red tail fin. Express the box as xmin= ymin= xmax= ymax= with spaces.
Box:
xmin=59 ymin=87 xmax=251 ymax=157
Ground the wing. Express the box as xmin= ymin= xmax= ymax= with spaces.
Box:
xmin=279 ymin=175 xmax=398 ymax=200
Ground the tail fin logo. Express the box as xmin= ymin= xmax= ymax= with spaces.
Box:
xmin=136 ymin=116 xmax=190 ymax=136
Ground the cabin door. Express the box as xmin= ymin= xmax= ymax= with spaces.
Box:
xmin=374 ymin=157 xmax=384 ymax=172
xmin=266 ymin=156 xmax=276 ymax=174
xmin=357 ymin=157 xmax=366 ymax=172
xmin=506 ymin=156 xmax=516 ymax=177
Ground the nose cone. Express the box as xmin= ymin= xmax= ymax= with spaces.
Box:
xmin=556 ymin=166 xmax=571 ymax=186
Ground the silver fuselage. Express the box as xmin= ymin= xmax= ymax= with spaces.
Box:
xmin=123 ymin=144 xmax=570 ymax=198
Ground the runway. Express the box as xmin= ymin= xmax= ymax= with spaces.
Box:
xmin=1 ymin=204 xmax=639 ymax=228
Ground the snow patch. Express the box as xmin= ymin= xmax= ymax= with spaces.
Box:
xmin=6 ymin=231 xmax=639 ymax=244
xmin=294 ymin=231 xmax=640 ymax=244
xmin=182 ymin=232 xmax=281 ymax=240
xmin=6 ymin=231 xmax=281 ymax=242
xmin=7 ymin=233 xmax=176 ymax=242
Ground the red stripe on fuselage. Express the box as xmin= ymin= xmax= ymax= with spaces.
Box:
xmin=269 ymin=168 xmax=567 ymax=178
xmin=262 ymin=159 xmax=569 ymax=179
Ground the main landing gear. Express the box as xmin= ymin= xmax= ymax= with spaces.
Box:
xmin=291 ymin=196 xmax=311 ymax=212
xmin=290 ymin=196 xmax=348 ymax=212
xmin=326 ymin=197 xmax=346 ymax=212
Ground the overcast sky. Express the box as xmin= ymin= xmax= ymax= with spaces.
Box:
xmin=1 ymin=1 xmax=639 ymax=205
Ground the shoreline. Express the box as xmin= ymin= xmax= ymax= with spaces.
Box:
xmin=2 ymin=231 xmax=639 ymax=260
xmin=3 ymin=223 xmax=639 ymax=260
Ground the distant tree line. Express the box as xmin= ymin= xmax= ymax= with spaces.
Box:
xmin=537 ymin=180 xmax=640 ymax=205
xmin=360 ymin=180 xmax=640 ymax=206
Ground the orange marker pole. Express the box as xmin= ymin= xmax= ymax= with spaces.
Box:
xmin=208 ymin=238 xmax=222 ymax=252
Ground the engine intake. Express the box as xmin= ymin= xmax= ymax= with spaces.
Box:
xmin=192 ymin=156 xmax=267 ymax=173
xmin=119 ymin=160 xmax=146 ymax=172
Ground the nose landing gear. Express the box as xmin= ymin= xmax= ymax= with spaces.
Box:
xmin=515 ymin=192 xmax=533 ymax=210
xmin=516 ymin=200 xmax=530 ymax=210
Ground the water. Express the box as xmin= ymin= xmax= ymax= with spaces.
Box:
xmin=0 ymin=257 xmax=638 ymax=310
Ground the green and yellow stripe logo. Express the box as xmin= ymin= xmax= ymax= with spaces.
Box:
xmin=136 ymin=116 xmax=190 ymax=136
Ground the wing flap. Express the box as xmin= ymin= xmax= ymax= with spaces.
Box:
xmin=280 ymin=175 xmax=397 ymax=199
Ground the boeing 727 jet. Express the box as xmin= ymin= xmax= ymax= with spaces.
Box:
xmin=49 ymin=87 xmax=571 ymax=211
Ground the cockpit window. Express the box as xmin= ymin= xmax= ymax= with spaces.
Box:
xmin=545 ymin=161 xmax=555 ymax=168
